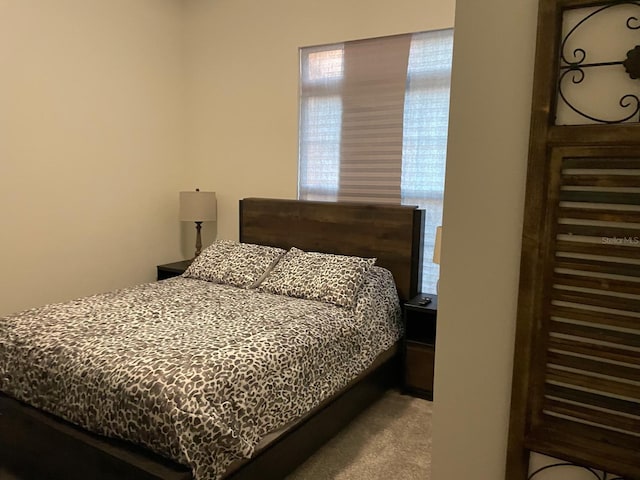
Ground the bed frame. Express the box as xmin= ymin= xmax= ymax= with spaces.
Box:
xmin=0 ymin=198 xmax=424 ymax=480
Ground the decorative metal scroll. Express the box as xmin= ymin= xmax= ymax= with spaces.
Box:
xmin=529 ymin=462 xmax=627 ymax=480
xmin=558 ymin=1 xmax=640 ymax=124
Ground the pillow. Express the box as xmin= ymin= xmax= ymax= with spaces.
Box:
xmin=258 ymin=247 xmax=376 ymax=308
xmin=183 ymin=240 xmax=286 ymax=289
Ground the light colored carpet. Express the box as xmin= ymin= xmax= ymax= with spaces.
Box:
xmin=286 ymin=390 xmax=432 ymax=480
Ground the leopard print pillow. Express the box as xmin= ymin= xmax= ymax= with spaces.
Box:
xmin=183 ymin=240 xmax=285 ymax=288
xmin=258 ymin=247 xmax=376 ymax=308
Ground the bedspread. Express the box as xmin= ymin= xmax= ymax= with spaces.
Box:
xmin=0 ymin=267 xmax=401 ymax=479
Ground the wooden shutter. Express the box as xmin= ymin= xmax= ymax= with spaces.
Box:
xmin=507 ymin=1 xmax=640 ymax=479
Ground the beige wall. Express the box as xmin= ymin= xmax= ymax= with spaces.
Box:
xmin=0 ymin=0 xmax=187 ymax=317
xmin=432 ymin=0 xmax=538 ymax=479
xmin=183 ymin=0 xmax=455 ymax=241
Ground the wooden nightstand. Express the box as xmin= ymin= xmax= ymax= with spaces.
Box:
xmin=156 ymin=260 xmax=192 ymax=280
xmin=403 ymin=293 xmax=437 ymax=400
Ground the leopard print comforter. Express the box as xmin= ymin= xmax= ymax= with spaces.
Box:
xmin=0 ymin=267 xmax=401 ymax=480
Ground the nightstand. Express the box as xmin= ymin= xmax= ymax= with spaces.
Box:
xmin=403 ymin=293 xmax=437 ymax=400
xmin=156 ymin=260 xmax=192 ymax=280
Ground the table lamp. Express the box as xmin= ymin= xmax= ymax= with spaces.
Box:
xmin=179 ymin=189 xmax=217 ymax=257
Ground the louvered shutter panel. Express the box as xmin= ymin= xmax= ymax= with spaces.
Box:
xmin=525 ymin=147 xmax=640 ymax=475
xmin=506 ymin=1 xmax=640 ymax=479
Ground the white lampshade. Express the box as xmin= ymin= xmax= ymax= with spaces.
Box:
xmin=179 ymin=190 xmax=217 ymax=222
xmin=433 ymin=226 xmax=442 ymax=264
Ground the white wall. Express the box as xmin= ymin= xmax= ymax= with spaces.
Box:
xmin=432 ymin=0 xmax=538 ymax=479
xmin=0 ymin=0 xmax=186 ymax=316
xmin=183 ymin=0 xmax=455 ymax=241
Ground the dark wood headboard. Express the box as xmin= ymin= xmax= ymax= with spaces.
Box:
xmin=239 ymin=198 xmax=424 ymax=302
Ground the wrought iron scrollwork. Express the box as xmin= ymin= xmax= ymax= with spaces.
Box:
xmin=528 ymin=461 xmax=627 ymax=480
xmin=558 ymin=1 xmax=640 ymax=124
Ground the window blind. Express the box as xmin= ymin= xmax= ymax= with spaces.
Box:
xmin=298 ymin=30 xmax=453 ymax=293
xmin=338 ymin=34 xmax=411 ymax=204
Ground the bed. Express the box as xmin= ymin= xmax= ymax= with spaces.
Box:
xmin=0 ymin=198 xmax=424 ymax=480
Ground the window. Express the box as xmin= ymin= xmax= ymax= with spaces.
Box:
xmin=298 ymin=29 xmax=454 ymax=293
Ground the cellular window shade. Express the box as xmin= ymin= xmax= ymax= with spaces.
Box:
xmin=338 ymin=35 xmax=411 ymax=204
xmin=298 ymin=30 xmax=453 ymax=294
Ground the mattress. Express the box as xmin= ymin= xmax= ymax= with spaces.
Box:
xmin=0 ymin=266 xmax=402 ymax=480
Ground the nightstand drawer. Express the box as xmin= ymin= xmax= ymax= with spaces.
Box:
xmin=405 ymin=342 xmax=435 ymax=395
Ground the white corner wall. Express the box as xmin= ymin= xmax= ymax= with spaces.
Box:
xmin=432 ymin=0 xmax=539 ymax=479
xmin=0 ymin=0 xmax=187 ymax=316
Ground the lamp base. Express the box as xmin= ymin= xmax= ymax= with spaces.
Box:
xmin=194 ymin=221 xmax=203 ymax=257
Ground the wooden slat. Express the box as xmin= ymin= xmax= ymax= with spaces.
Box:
xmin=549 ymin=121 xmax=640 ymax=145
xmin=548 ymin=336 xmax=640 ymax=367
xmin=559 ymin=190 xmax=640 ymax=205
xmin=543 ymin=398 xmax=640 ymax=435
xmin=550 ymin=304 xmax=640 ymax=333
xmin=556 ymin=223 xmax=640 ymax=239
xmin=552 ymin=288 xmax=640 ymax=313
xmin=549 ymin=320 xmax=640 ymax=349
xmin=553 ymin=273 xmax=640 ymax=295
xmin=556 ymin=239 xmax=639 ymax=258
xmin=562 ymin=174 xmax=640 ymax=188
xmin=547 ymin=350 xmax=640 ymax=383
xmin=532 ymin=413 xmax=640 ymax=455
xmin=563 ymin=157 xmax=640 ymax=169
xmin=546 ymin=383 xmax=640 ymax=417
xmin=546 ymin=368 xmax=640 ymax=401
xmin=558 ymin=206 xmax=640 ymax=224
xmin=555 ymin=257 xmax=640 ymax=278
xmin=525 ymin=418 xmax=640 ymax=480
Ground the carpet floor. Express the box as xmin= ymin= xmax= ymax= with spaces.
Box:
xmin=286 ymin=390 xmax=432 ymax=480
